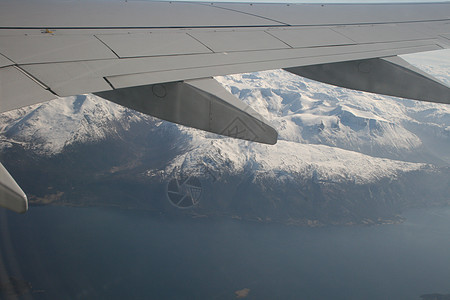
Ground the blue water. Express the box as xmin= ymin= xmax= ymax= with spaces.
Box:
xmin=1 ymin=206 xmax=450 ymax=300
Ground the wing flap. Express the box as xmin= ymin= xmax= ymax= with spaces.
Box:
xmin=0 ymin=34 xmax=116 ymax=64
xmin=188 ymin=30 xmax=290 ymax=52
xmin=21 ymin=62 xmax=114 ymax=97
xmin=0 ymin=66 xmax=56 ymax=113
xmin=267 ymin=27 xmax=355 ymax=48
xmin=95 ymin=32 xmax=212 ymax=58
xmin=104 ymin=43 xmax=438 ymax=90
xmin=333 ymin=24 xmax=430 ymax=44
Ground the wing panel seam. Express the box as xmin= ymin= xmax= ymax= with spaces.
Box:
xmin=329 ymin=27 xmax=358 ymax=44
xmin=13 ymin=65 xmax=58 ymax=96
xmin=185 ymin=32 xmax=215 ymax=53
xmin=264 ymin=31 xmax=294 ymax=49
xmin=106 ymin=44 xmax=439 ymax=80
xmin=103 ymin=77 xmax=116 ymax=90
xmin=94 ymin=35 xmax=121 ymax=59
xmin=194 ymin=2 xmax=290 ymax=26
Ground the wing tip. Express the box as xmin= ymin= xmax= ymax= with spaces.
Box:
xmin=0 ymin=163 xmax=28 ymax=213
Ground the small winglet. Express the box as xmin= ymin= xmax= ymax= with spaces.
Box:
xmin=95 ymin=78 xmax=278 ymax=144
xmin=0 ymin=163 xmax=28 ymax=213
xmin=285 ymin=56 xmax=450 ymax=104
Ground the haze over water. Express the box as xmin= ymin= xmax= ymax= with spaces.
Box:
xmin=1 ymin=206 xmax=450 ymax=299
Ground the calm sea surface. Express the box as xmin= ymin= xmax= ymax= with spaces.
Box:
xmin=1 ymin=205 xmax=450 ymax=300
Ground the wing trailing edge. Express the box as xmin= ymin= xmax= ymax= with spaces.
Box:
xmin=95 ymin=78 xmax=278 ymax=145
xmin=285 ymin=56 xmax=450 ymax=104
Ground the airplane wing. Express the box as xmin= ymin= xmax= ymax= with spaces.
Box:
xmin=0 ymin=1 xmax=449 ymax=213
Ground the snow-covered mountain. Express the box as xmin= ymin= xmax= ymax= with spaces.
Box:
xmin=217 ymin=68 xmax=450 ymax=165
xmin=0 ymin=94 xmax=147 ymax=155
xmin=0 ymin=50 xmax=449 ymax=225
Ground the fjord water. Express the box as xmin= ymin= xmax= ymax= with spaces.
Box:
xmin=1 ymin=206 xmax=450 ymax=300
